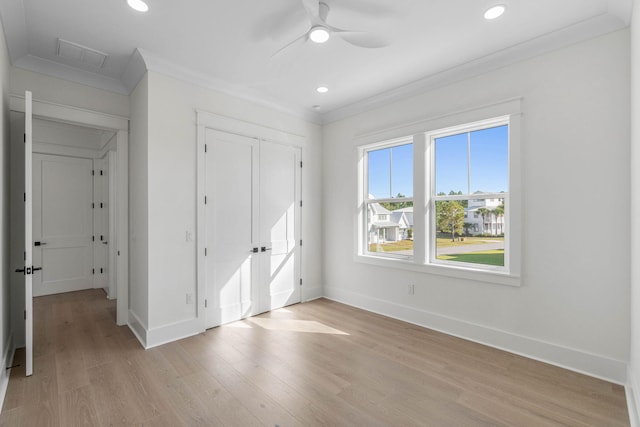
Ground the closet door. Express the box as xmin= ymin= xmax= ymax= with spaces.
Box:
xmin=205 ymin=130 xmax=259 ymax=328
xmin=258 ymin=141 xmax=301 ymax=313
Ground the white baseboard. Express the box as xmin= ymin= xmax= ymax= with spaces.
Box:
xmin=324 ymin=286 xmax=627 ymax=384
xmin=145 ymin=318 xmax=202 ymax=349
xmin=0 ymin=334 xmax=15 ymax=412
xmin=628 ymin=367 xmax=640 ymax=427
xmin=128 ymin=310 xmax=147 ymax=348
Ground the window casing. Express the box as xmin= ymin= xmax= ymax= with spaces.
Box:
xmin=356 ymin=110 xmax=520 ymax=286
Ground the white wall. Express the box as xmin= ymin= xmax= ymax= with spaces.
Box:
xmin=128 ymin=74 xmax=149 ymax=336
xmin=10 ymin=68 xmax=129 ymax=117
xmin=0 ymin=15 xmax=13 ymax=403
xmin=323 ymin=29 xmax=630 ymax=382
xmin=629 ymin=0 xmax=640 ymax=423
xmin=136 ymin=71 xmax=322 ymax=343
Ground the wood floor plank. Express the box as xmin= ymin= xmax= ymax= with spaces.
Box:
xmin=0 ymin=289 xmax=630 ymax=426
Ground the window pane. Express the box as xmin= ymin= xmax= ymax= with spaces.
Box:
xmin=367 ymin=148 xmax=390 ymax=199
xmin=367 ymin=201 xmax=414 ymax=256
xmin=470 ymin=125 xmax=508 ymax=193
xmin=391 ymin=143 xmax=413 ymax=198
xmin=435 ymin=199 xmax=505 ymax=267
xmin=367 ymin=144 xmax=413 ymax=199
xmin=435 ymin=133 xmax=468 ymax=195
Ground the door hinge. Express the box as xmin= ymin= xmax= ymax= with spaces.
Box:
xmin=300 ymin=278 xmax=303 ymax=286
xmin=204 ymin=248 xmax=207 ymax=256
xmin=300 ymin=239 xmax=302 ymax=246
xmin=204 ymin=299 xmax=208 ymax=308
xmin=92 ymin=235 xmax=95 ymax=242
xmin=300 ymin=161 xmax=303 ymax=168
xmin=23 ymin=193 xmax=25 ymax=202
xmin=24 ymin=310 xmax=26 ymax=320
xmin=204 ymin=196 xmax=207 ymax=205
xmin=92 ymin=169 xmax=95 ymax=176
xmin=100 ymin=202 xmax=104 ymax=209
xmin=100 ymin=268 xmax=103 ymax=274
xmin=100 ymin=235 xmax=104 ymax=241
xmin=204 ymin=144 xmax=208 ymax=153
xmin=300 ymin=200 xmax=302 ymax=207
xmin=23 ymin=134 xmax=26 ymax=143
xmin=92 ymin=268 xmax=95 ymax=275
xmin=92 ymin=202 xmax=95 ymax=209
xmin=100 ymin=170 xmax=103 ymax=176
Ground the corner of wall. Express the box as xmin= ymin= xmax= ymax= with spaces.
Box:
xmin=0 ymin=333 xmax=14 ymax=411
xmin=627 ymin=366 xmax=640 ymax=427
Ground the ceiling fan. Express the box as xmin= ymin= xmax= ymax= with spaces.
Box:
xmin=272 ymin=0 xmax=389 ymax=56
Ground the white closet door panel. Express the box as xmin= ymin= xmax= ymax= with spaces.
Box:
xmin=259 ymin=141 xmax=301 ymax=312
xmin=206 ymin=129 xmax=258 ymax=327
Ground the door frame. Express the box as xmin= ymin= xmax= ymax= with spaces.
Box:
xmin=10 ymin=95 xmax=130 ymax=326
xmin=196 ymin=111 xmax=306 ymax=331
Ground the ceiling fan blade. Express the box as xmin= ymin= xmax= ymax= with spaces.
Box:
xmin=271 ymin=32 xmax=308 ymax=58
xmin=339 ymin=32 xmax=389 ymax=49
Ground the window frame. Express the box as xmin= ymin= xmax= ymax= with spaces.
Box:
xmin=361 ymin=137 xmax=414 ymax=261
xmin=427 ymin=117 xmax=510 ymax=273
xmin=355 ymin=100 xmax=521 ymax=287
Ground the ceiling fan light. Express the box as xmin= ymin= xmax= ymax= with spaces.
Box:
xmin=484 ymin=5 xmax=505 ymax=20
xmin=127 ymin=0 xmax=149 ymax=12
xmin=316 ymin=86 xmax=329 ymax=93
xmin=309 ymin=26 xmax=330 ymax=43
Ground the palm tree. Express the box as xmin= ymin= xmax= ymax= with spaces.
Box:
xmin=492 ymin=204 xmax=505 ymax=235
xmin=476 ymin=207 xmax=490 ymax=235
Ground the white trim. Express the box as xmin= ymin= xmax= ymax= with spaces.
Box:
xmin=354 ymin=99 xmax=522 ymax=285
xmin=128 ymin=310 xmax=147 ymax=348
xmin=10 ymin=95 xmax=130 ymax=327
xmin=628 ymin=367 xmax=640 ymax=427
xmin=145 ymin=318 xmax=202 ymax=349
xmin=0 ymin=335 xmax=14 ymax=411
xmin=324 ymin=287 xmax=628 ymax=384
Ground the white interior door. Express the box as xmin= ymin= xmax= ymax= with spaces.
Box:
xmin=258 ymin=141 xmax=301 ymax=312
xmin=204 ymin=130 xmax=302 ymax=328
xmin=24 ymin=91 xmax=34 ymax=377
xmin=205 ymin=129 xmax=259 ymax=328
xmin=32 ymin=154 xmax=94 ymax=296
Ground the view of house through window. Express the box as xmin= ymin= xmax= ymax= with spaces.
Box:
xmin=433 ymin=124 xmax=508 ymax=268
xmin=365 ymin=142 xmax=414 ymax=257
xmin=361 ymin=118 xmax=510 ymax=272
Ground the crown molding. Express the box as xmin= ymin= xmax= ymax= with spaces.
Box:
xmin=320 ymin=11 xmax=628 ymax=124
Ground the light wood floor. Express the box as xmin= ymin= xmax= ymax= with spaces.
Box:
xmin=0 ymin=289 xmax=630 ymax=426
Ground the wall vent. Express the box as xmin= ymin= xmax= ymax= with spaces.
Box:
xmin=57 ymin=38 xmax=107 ymax=68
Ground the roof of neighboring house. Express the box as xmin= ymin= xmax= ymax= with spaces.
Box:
xmin=369 ymin=203 xmax=391 ymax=215
xmin=371 ymin=221 xmax=400 ymax=228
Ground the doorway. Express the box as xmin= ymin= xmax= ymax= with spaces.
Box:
xmin=9 ymin=95 xmax=129 ymax=361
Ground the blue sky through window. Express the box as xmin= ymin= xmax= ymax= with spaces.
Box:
xmin=368 ymin=143 xmax=413 ymax=199
xmin=435 ymin=125 xmax=508 ymax=194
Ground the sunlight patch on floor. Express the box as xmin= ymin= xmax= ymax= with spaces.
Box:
xmin=248 ymin=318 xmax=349 ymax=335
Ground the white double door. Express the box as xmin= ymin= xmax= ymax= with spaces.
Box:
xmin=205 ymin=129 xmax=301 ymax=328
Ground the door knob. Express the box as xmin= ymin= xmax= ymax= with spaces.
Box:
xmin=261 ymin=246 xmax=272 ymax=252
xmin=251 ymin=247 xmax=259 ymax=253
xmin=34 ymin=241 xmax=46 ymax=246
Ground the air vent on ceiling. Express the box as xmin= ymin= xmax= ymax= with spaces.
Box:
xmin=57 ymin=38 xmax=107 ymax=69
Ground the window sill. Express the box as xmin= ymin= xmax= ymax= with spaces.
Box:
xmin=354 ymin=254 xmax=521 ymax=287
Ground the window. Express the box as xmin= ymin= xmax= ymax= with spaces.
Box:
xmin=357 ymin=111 xmax=519 ymax=284
xmin=431 ymin=121 xmax=508 ymax=270
xmin=363 ymin=139 xmax=413 ymax=258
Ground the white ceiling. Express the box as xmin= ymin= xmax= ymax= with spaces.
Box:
xmin=0 ymin=0 xmax=632 ymax=123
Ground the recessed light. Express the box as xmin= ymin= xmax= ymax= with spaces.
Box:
xmin=484 ymin=5 xmax=505 ymax=20
xmin=127 ymin=0 xmax=149 ymax=12
xmin=316 ymin=86 xmax=329 ymax=93
xmin=309 ymin=26 xmax=330 ymax=43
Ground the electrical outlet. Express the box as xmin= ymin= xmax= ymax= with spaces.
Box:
xmin=408 ymin=284 xmax=415 ymax=295
xmin=186 ymin=293 xmax=194 ymax=304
